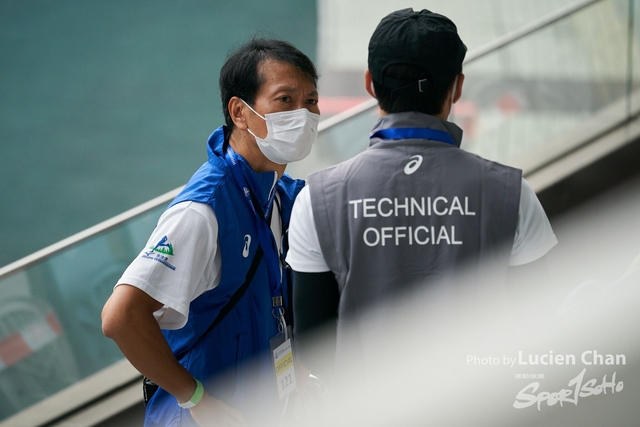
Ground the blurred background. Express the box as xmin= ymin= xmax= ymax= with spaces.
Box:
xmin=1 ymin=0 xmax=639 ymax=425
xmin=0 ymin=0 xmax=317 ymax=268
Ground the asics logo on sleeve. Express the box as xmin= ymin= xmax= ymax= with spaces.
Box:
xmin=404 ymin=155 xmax=423 ymax=175
xmin=243 ymin=234 xmax=251 ymax=258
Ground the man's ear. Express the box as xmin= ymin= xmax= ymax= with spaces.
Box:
xmin=228 ymin=97 xmax=248 ymax=130
xmin=364 ymin=69 xmax=376 ymax=98
xmin=453 ymin=73 xmax=465 ymax=104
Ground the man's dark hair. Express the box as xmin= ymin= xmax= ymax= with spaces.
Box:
xmin=219 ymin=38 xmax=318 ymax=131
xmin=372 ymin=64 xmax=456 ymax=116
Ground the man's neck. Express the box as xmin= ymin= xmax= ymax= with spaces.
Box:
xmin=228 ymin=129 xmax=286 ymax=178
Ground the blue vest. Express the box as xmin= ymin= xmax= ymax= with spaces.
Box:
xmin=145 ymin=126 xmax=304 ymax=427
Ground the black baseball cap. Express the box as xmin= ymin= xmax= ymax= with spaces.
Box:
xmin=368 ymin=8 xmax=467 ymax=92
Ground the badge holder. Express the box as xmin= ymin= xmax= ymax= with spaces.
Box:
xmin=269 ymin=296 xmax=297 ymax=400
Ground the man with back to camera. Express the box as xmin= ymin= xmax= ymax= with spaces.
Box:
xmin=101 ymin=38 xmax=320 ymax=427
xmin=285 ymin=9 xmax=558 ymax=379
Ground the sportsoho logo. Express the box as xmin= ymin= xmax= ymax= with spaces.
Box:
xmin=404 ymin=155 xmax=423 ymax=175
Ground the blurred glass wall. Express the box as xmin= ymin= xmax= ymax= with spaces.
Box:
xmin=0 ymin=0 xmax=317 ymax=268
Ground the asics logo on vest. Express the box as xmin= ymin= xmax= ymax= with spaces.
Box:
xmin=404 ymin=155 xmax=423 ymax=175
xmin=243 ymin=234 xmax=251 ymax=258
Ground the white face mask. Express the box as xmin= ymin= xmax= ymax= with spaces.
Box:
xmin=241 ymin=99 xmax=320 ymax=165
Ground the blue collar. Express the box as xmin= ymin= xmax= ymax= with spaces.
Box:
xmin=208 ymin=126 xmax=278 ymax=215
xmin=370 ymin=127 xmax=456 ymax=146
xmin=369 ymin=112 xmax=463 ymax=148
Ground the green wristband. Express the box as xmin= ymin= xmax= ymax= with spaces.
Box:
xmin=178 ymin=378 xmax=204 ymax=409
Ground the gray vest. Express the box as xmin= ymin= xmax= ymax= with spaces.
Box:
xmin=309 ymin=112 xmax=521 ymax=327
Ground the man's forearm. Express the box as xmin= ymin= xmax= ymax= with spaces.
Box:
xmin=292 ymin=271 xmax=340 ymax=375
xmin=102 ymin=284 xmax=195 ymax=403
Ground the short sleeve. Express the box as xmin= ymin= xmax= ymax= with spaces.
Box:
xmin=509 ymin=178 xmax=558 ymax=266
xmin=286 ymin=186 xmax=331 ymax=272
xmin=116 ymin=201 xmax=221 ymax=329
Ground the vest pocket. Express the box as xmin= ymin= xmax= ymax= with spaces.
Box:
xmin=204 ymin=332 xmax=246 ymax=402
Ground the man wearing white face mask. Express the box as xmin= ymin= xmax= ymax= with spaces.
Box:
xmin=102 ymin=38 xmax=320 ymax=427
xmin=286 ymin=8 xmax=557 ymax=384
xmin=241 ymin=99 xmax=320 ymax=165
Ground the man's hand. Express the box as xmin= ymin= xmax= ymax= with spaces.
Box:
xmin=190 ymin=392 xmax=247 ymax=427
xmin=103 ymin=286 xmax=248 ymax=426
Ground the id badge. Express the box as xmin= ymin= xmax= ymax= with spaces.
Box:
xmin=269 ymin=325 xmax=297 ymax=399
